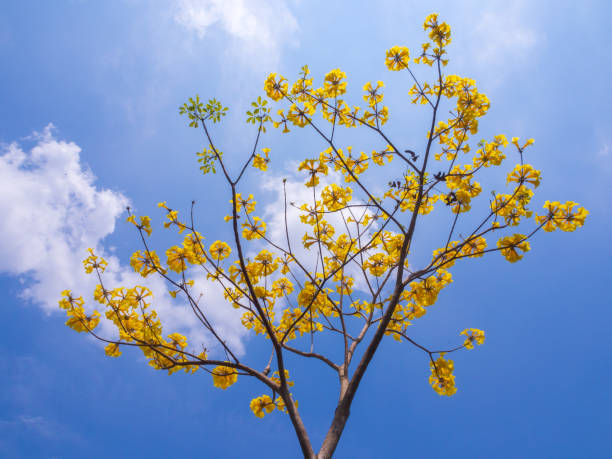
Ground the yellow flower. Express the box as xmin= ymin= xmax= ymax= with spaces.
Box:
xmin=66 ymin=307 xmax=100 ymax=333
xmin=144 ymin=215 xmax=153 ymax=230
xmin=264 ymin=73 xmax=288 ymax=101
xmin=126 ymin=285 xmax=153 ymax=307
xmin=253 ymin=148 xmax=270 ymax=171
xmin=323 ymin=68 xmax=347 ymax=97
xmin=163 ymin=210 xmax=188 ymax=233
xmin=297 ymin=159 xmax=328 ymax=187
xmin=82 ymin=248 xmax=108 ymax=274
xmin=287 ymin=103 xmax=315 ymax=127
xmin=105 ymin=343 xmax=122 ymax=357
xmin=512 ymin=137 xmax=535 ymax=151
xmin=93 ymin=284 xmax=109 ymax=304
xmin=270 ymin=369 xmax=294 ymax=387
xmin=423 ymin=13 xmax=439 ymax=30
xmin=321 ymin=184 xmax=352 ymax=211
xmin=278 ymin=253 xmax=295 ymax=274
xmin=131 ymin=250 xmax=164 ymax=277
xmin=166 ymin=246 xmax=188 ymax=273
xmin=459 ymin=236 xmax=487 ymax=258
xmin=242 ymin=217 xmax=266 ymax=240
xmin=490 ymin=190 xmax=533 ymax=226
xmin=250 ymin=394 xmax=275 ymax=418
xmin=253 ymin=249 xmax=278 ymax=277
xmin=451 ymin=189 xmax=472 ymax=213
xmin=362 ymin=80 xmax=384 ymax=106
xmin=183 ymin=232 xmax=206 ymax=265
xmin=212 ymin=365 xmax=238 ymax=389
xmin=429 ymin=354 xmax=456 ymax=396
xmin=242 ymin=311 xmax=266 ymax=334
xmin=209 ymin=240 xmax=232 ymax=261
xmin=371 ymin=145 xmax=394 ymax=166
xmin=364 ymin=253 xmax=392 ymax=277
xmin=473 ymin=137 xmax=507 ymax=168
xmin=272 ymin=278 xmax=294 ymax=297
xmin=128 ymin=215 xmax=152 ymax=236
xmin=403 ymin=303 xmax=426 ymax=320
xmin=275 ymin=395 xmax=298 ymax=413
xmin=507 ymin=164 xmax=541 ymax=188
xmin=385 ymin=46 xmax=410 ymax=71
xmin=273 ymin=109 xmax=290 ymax=133
xmin=552 ymin=201 xmax=589 ymax=232
xmin=408 ymin=82 xmax=432 ymax=105
xmin=167 ymin=332 xmax=188 ymax=351
xmin=460 ymin=328 xmax=485 ymax=349
xmin=291 ymin=74 xmax=313 ymax=101
xmin=497 ymin=234 xmax=530 ymax=262
xmin=313 ymin=220 xmax=335 ymax=242
xmin=59 ymin=290 xmax=80 ymax=310
xmin=297 ymin=282 xmax=330 ymax=311
xmin=232 ymin=193 xmax=257 ymax=214
xmin=423 ymin=14 xmax=451 ymax=47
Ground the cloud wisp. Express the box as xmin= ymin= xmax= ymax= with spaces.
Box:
xmin=173 ymin=0 xmax=300 ymax=68
xmin=460 ymin=0 xmax=540 ymax=84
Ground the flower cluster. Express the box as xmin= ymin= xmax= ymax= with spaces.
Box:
xmin=429 ymin=354 xmax=456 ymax=396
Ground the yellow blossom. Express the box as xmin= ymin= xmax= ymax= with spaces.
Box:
xmin=253 ymin=148 xmax=270 ymax=171
xmin=166 ymin=246 xmax=188 ymax=273
xmin=362 ymin=80 xmax=384 ymax=107
xmin=66 ymin=307 xmax=100 ymax=333
xmin=323 ymin=68 xmax=347 ymax=97
xmin=131 ymin=250 xmax=164 ymax=277
xmin=105 ymin=343 xmax=122 ymax=357
xmin=232 ymin=193 xmax=257 ymax=214
xmin=242 ymin=217 xmax=267 ymax=240
xmin=298 ymin=159 xmax=328 ymax=187
xmin=83 ymin=248 xmax=108 ymax=274
xmin=429 ymin=354 xmax=456 ymax=396
xmin=212 ymin=365 xmax=238 ymax=389
xmin=250 ymin=394 xmax=275 ymax=418
xmin=209 ymin=240 xmax=232 ymax=261
xmin=497 ymin=234 xmax=530 ymax=262
xmin=264 ymin=73 xmax=288 ymax=101
xmin=460 ymin=328 xmax=485 ymax=349
xmin=385 ymin=46 xmax=410 ymax=71
xmin=287 ymin=103 xmax=315 ymax=127
xmin=507 ymin=164 xmax=541 ymax=188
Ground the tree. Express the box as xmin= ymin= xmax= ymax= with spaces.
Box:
xmin=58 ymin=13 xmax=587 ymax=458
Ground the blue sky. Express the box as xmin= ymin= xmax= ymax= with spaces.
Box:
xmin=1 ymin=1 xmax=611 ymax=457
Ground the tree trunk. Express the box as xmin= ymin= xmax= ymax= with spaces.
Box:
xmin=317 ymin=400 xmax=351 ymax=458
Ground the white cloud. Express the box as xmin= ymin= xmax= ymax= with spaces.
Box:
xmin=0 ymin=414 xmax=82 ymax=443
xmin=0 ymin=125 xmax=246 ymax=355
xmin=597 ymin=142 xmax=610 ymax=158
xmin=173 ymin=0 xmax=299 ymax=67
xmin=466 ymin=1 xmax=539 ymax=70
xmin=0 ymin=124 xmax=127 ymax=287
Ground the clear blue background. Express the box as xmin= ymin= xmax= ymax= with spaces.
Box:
xmin=1 ymin=1 xmax=610 ymax=457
